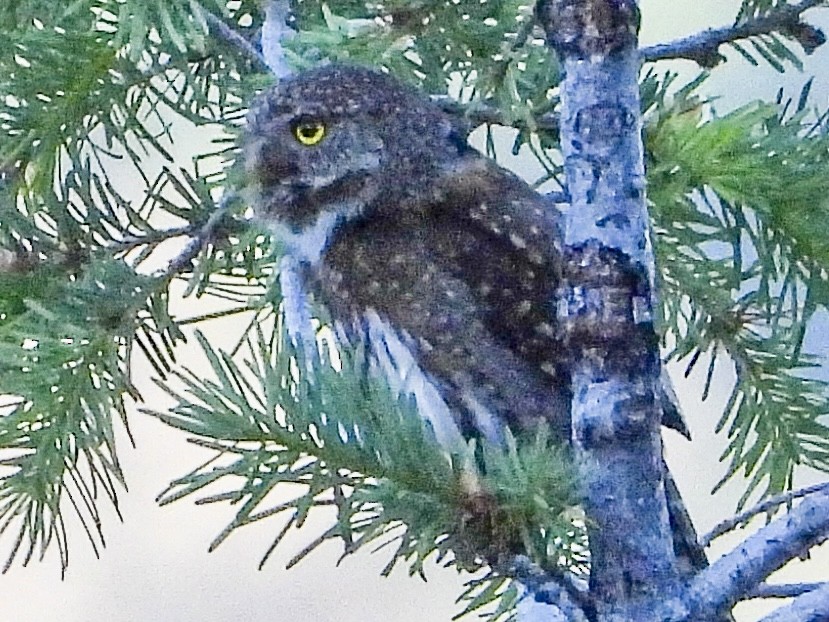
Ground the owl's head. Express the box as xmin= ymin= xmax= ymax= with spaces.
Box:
xmin=245 ymin=64 xmax=467 ymax=264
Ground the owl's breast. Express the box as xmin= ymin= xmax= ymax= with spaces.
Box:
xmin=332 ymin=310 xmax=492 ymax=451
xmin=312 ymin=217 xmax=571 ymax=443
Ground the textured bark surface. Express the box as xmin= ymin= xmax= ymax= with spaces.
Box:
xmin=537 ymin=0 xmax=680 ymax=617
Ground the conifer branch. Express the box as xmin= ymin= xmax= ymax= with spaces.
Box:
xmin=161 ymin=196 xmax=238 ymax=278
xmin=685 ymin=488 xmax=829 ymax=618
xmin=701 ymin=481 xmax=829 ymax=547
xmin=434 ymin=97 xmax=560 ymax=136
xmin=110 ymin=225 xmax=198 ymax=254
xmin=757 ymin=581 xmax=829 ymax=621
xmin=641 ymin=0 xmax=827 ymax=66
xmin=750 ymin=582 xmax=826 ymax=599
xmin=196 ymin=5 xmax=268 ymax=69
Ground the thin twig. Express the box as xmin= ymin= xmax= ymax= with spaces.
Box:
xmin=434 ymin=97 xmax=560 ymax=135
xmin=196 ymin=5 xmax=268 ymax=69
xmin=701 ymin=481 xmax=829 ymax=547
xmin=110 ymin=224 xmax=199 ymax=254
xmin=749 ymin=582 xmax=826 ymax=600
xmin=161 ymin=196 xmax=237 ymax=278
xmin=641 ymin=0 xmax=827 ymax=67
xmin=758 ymin=581 xmax=829 ymax=622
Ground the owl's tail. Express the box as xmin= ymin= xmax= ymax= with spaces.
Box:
xmin=664 ymin=463 xmax=737 ymax=622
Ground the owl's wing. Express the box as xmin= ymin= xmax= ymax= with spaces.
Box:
xmin=420 ymin=157 xmax=707 ymax=575
xmin=427 ymin=155 xmax=690 ymax=438
xmin=322 ymin=239 xmax=570 ymax=443
xmin=428 ymin=155 xmax=566 ymax=275
xmin=428 ymin=155 xmax=571 ymax=426
xmin=320 ymin=154 xmax=570 ymax=442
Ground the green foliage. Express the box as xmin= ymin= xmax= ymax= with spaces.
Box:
xmin=149 ymin=321 xmax=580 ymax=621
xmin=287 ymin=1 xmax=560 ymax=149
xmin=0 ymin=256 xmax=149 ymax=573
xmin=1 ymin=1 xmax=829 ymax=620
xmin=0 ymin=0 xmax=266 ymax=573
xmin=645 ymin=72 xmax=829 ymax=505
xmin=737 ymin=0 xmax=802 ymax=21
xmin=731 ymin=0 xmax=828 ymax=72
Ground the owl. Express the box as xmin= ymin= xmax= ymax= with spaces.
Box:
xmin=245 ymin=64 xmax=572 ymax=449
xmin=244 ymin=62 xmax=709 ymax=579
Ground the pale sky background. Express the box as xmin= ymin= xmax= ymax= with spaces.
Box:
xmin=2 ymin=2 xmax=829 ymax=621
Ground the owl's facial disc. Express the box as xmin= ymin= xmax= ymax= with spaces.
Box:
xmin=246 ymin=113 xmax=383 ymax=266
xmin=246 ymin=65 xmax=465 ymax=265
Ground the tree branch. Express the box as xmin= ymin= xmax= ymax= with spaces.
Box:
xmin=758 ymin=581 xmax=829 ymax=622
xmin=684 ymin=488 xmax=829 ymax=619
xmin=161 ymin=196 xmax=235 ymax=278
xmin=110 ymin=224 xmax=198 ymax=255
xmin=195 ymin=5 xmax=268 ymax=69
xmin=515 ymin=590 xmax=586 ymax=622
xmin=641 ymin=0 xmax=827 ymax=67
xmin=702 ymin=481 xmax=829 ymax=547
xmin=505 ymin=555 xmax=589 ymax=622
xmin=750 ymin=582 xmax=827 ymax=599
xmin=434 ymin=97 xmax=560 ymax=136
xmin=261 ymin=0 xmax=294 ymax=78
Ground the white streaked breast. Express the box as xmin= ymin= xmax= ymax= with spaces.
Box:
xmin=267 ymin=201 xmax=363 ymax=267
xmin=348 ymin=309 xmax=469 ymax=453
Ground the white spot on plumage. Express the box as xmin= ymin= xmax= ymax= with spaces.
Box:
xmin=509 ymin=233 xmax=527 ymax=249
xmin=536 ymin=321 xmax=556 ymax=337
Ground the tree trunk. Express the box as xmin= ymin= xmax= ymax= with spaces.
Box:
xmin=535 ymin=1 xmax=681 ymax=618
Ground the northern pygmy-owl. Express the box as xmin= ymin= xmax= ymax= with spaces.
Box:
xmin=244 ymin=64 xmax=571 ymax=448
xmin=245 ymin=64 xmax=710 ymax=579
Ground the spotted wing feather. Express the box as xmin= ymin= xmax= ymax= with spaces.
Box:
xmin=316 ymin=154 xmax=571 ymax=441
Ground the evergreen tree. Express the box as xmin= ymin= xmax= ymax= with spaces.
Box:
xmin=1 ymin=1 xmax=828 ymax=620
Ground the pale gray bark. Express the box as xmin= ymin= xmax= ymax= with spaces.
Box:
xmin=535 ymin=2 xmax=678 ymax=618
xmin=261 ymin=0 xmax=294 ymax=78
xmin=758 ymin=582 xmax=829 ymax=622
xmin=684 ymin=489 xmax=829 ymax=620
xmin=532 ymin=2 xmax=829 ymax=621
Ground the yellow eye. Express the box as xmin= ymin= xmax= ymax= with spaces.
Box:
xmin=293 ymin=120 xmax=326 ymax=146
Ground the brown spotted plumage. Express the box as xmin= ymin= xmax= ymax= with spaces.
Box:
xmin=245 ymin=65 xmax=570 ymax=444
xmin=245 ymin=65 xmax=713 ymax=584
